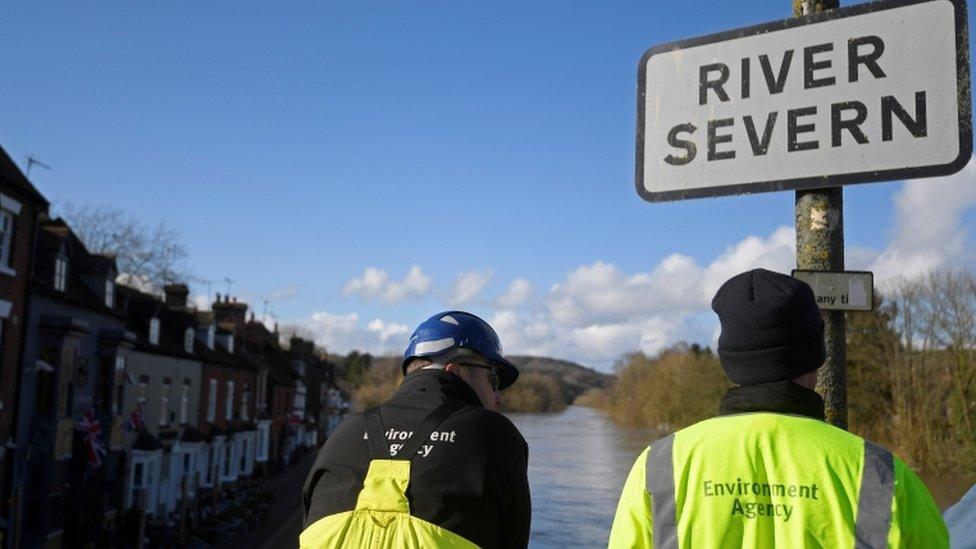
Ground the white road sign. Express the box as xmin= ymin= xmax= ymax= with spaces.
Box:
xmin=792 ymin=270 xmax=874 ymax=311
xmin=636 ymin=0 xmax=971 ymax=202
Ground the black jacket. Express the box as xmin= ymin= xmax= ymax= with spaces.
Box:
xmin=302 ymin=369 xmax=531 ymax=548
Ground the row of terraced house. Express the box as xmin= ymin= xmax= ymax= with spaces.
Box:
xmin=0 ymin=143 xmax=343 ymax=548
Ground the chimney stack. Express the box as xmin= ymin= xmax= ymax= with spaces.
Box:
xmin=163 ymin=283 xmax=189 ymax=308
xmin=213 ymin=295 xmax=248 ymax=339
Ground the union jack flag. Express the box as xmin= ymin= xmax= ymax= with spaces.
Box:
xmin=76 ymin=410 xmax=107 ymax=469
xmin=124 ymin=404 xmax=145 ymax=432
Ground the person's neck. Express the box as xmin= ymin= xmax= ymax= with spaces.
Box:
xmin=719 ymin=381 xmax=825 ymax=420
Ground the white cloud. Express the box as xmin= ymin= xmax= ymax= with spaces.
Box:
xmin=342 ymin=265 xmax=432 ymax=303
xmin=367 ymin=318 xmax=411 ymax=345
xmin=700 ymin=226 xmax=796 ymax=300
xmin=300 ymin=311 xmax=410 ymax=355
xmin=491 ymin=308 xmax=698 ymax=367
xmin=490 ymin=310 xmax=558 ymax=357
xmin=116 ymin=273 xmax=162 ymax=296
xmin=494 ymin=227 xmax=796 ymax=369
xmin=545 ymin=228 xmax=793 ymax=330
xmin=496 ymin=278 xmax=533 ymax=308
xmin=448 ymin=270 xmax=492 ymax=307
xmin=871 ymin=158 xmax=976 ymax=284
xmin=571 ymin=317 xmax=677 ymax=362
xmin=190 ymin=293 xmax=210 ymax=310
xmin=846 ymin=246 xmax=881 ymax=271
xmin=546 ymin=255 xmax=703 ymax=327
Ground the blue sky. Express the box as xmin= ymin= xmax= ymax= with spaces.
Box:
xmin=2 ymin=1 xmax=974 ymax=370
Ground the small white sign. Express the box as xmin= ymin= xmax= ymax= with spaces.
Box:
xmin=792 ymin=270 xmax=874 ymax=311
xmin=636 ymin=0 xmax=971 ymax=202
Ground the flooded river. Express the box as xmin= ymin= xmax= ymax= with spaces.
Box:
xmin=507 ymin=406 xmax=659 ymax=548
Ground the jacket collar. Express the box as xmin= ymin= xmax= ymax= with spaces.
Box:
xmin=395 ymin=368 xmax=484 ymax=407
xmin=719 ymin=381 xmax=826 ymax=420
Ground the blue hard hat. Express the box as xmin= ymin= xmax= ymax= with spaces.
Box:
xmin=402 ymin=311 xmax=519 ymax=390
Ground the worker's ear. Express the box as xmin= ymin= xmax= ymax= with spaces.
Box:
xmin=444 ymin=363 xmax=462 ymax=376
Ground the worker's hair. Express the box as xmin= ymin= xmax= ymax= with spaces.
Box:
xmin=404 ymin=357 xmax=434 ymax=375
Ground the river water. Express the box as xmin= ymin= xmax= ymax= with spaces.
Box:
xmin=507 ymin=406 xmax=659 ymax=549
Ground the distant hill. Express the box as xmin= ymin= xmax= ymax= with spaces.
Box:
xmin=507 ymin=355 xmax=613 ymax=402
xmin=336 ymin=353 xmax=614 ymax=412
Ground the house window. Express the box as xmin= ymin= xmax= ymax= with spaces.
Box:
xmin=247 ymin=432 xmax=257 ymax=474
xmin=240 ymin=384 xmax=250 ymax=421
xmin=128 ymin=452 xmax=161 ymax=511
xmin=222 ymin=441 xmax=238 ymax=481
xmin=206 ymin=325 xmax=215 ymax=350
xmin=257 ymin=371 xmax=268 ymax=411
xmin=114 ymin=356 xmax=126 ymax=415
xmin=131 ymin=462 xmax=144 ymax=508
xmin=225 ymin=381 xmax=234 ymax=421
xmin=224 ymin=444 xmax=232 ymax=477
xmin=214 ymin=440 xmax=226 ymax=479
xmin=180 ymin=380 xmax=190 ymax=425
xmin=54 ymin=256 xmax=68 ymax=292
xmin=0 ymin=208 xmax=12 ymax=267
xmin=226 ymin=335 xmax=234 ymax=354
xmin=206 ymin=378 xmax=217 ymax=423
xmin=58 ymin=348 xmax=77 ymax=418
xmin=184 ymin=328 xmax=194 ymax=354
xmin=137 ymin=375 xmax=149 ymax=405
xmin=149 ymin=318 xmax=161 ymax=346
xmin=159 ymin=379 xmax=171 ymax=426
xmin=203 ymin=442 xmax=220 ymax=487
xmin=181 ymin=451 xmax=194 ymax=495
xmin=256 ymin=421 xmax=270 ymax=463
xmin=105 ymin=278 xmax=115 ymax=308
xmin=239 ymin=437 xmax=248 ymax=473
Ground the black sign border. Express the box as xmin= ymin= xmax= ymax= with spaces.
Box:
xmin=636 ymin=0 xmax=972 ymax=203
xmin=791 ymin=269 xmax=875 ymax=311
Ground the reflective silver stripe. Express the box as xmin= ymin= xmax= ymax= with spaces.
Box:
xmin=645 ymin=433 xmax=678 ymax=549
xmin=855 ymin=441 xmax=895 ymax=549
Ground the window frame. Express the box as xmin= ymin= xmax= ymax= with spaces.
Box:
xmin=184 ymin=328 xmax=194 ymax=354
xmin=159 ymin=379 xmax=171 ymax=427
xmin=113 ymin=355 xmax=126 ymax=415
xmin=127 ymin=451 xmax=161 ymax=511
xmin=179 ymin=380 xmax=191 ymax=425
xmin=225 ymin=380 xmax=234 ymax=421
xmin=104 ymin=278 xmax=115 ymax=308
xmin=240 ymin=383 xmax=250 ymax=421
xmin=149 ymin=318 xmax=161 ymax=346
xmin=54 ymin=255 xmax=68 ymax=292
xmin=206 ymin=378 xmax=217 ymax=423
xmin=0 ymin=207 xmax=13 ymax=268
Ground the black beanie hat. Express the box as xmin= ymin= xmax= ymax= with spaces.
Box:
xmin=711 ymin=268 xmax=826 ymax=385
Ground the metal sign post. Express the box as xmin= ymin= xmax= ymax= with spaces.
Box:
xmin=792 ymin=0 xmax=847 ymax=428
xmin=635 ymin=0 xmax=971 ymax=429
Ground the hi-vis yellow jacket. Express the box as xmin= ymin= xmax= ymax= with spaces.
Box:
xmin=300 ymin=401 xmax=480 ymax=549
xmin=608 ymin=413 xmax=948 ymax=548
